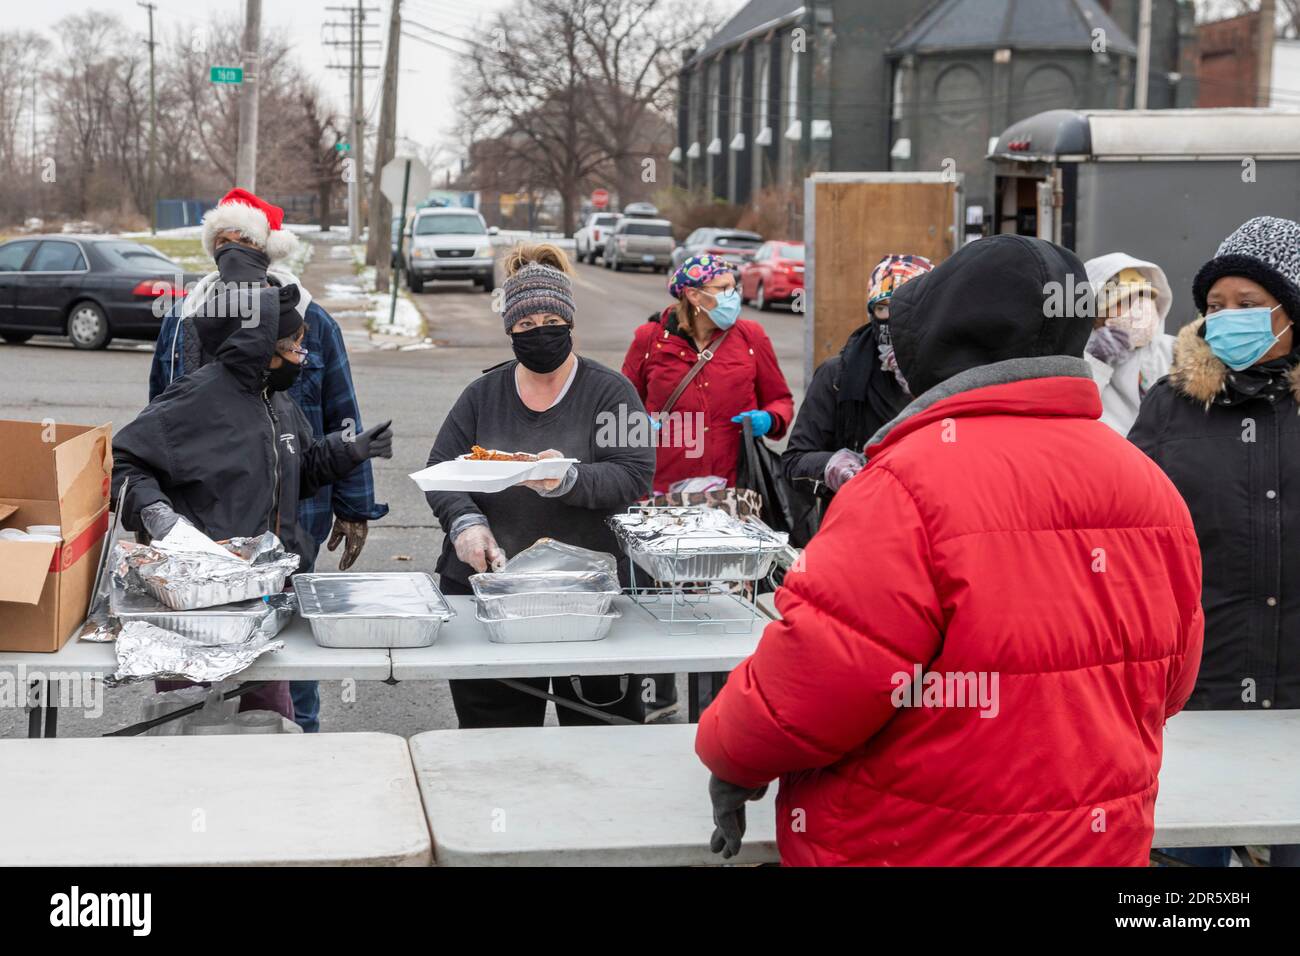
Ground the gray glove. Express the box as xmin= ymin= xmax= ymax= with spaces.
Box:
xmin=1086 ymin=325 xmax=1132 ymax=366
xmin=347 ymin=420 xmax=394 ymax=463
xmin=140 ymin=501 xmax=180 ymax=540
xmin=824 ymin=448 xmax=867 ymax=493
xmin=708 ymin=773 xmax=769 ymax=860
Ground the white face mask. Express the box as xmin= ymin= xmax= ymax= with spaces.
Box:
xmin=1105 ymin=296 xmax=1160 ymax=350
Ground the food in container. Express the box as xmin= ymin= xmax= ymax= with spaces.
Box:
xmin=470 ymin=570 xmax=621 ymax=644
xmin=114 ymin=529 xmax=300 ymax=611
xmin=408 ymin=455 xmax=579 ymax=493
xmin=111 ymin=589 xmax=295 ymax=645
xmin=294 ymin=572 xmax=455 ymax=648
xmin=608 ymin=507 xmax=789 ymax=582
xmin=463 ymin=445 xmax=539 ymax=462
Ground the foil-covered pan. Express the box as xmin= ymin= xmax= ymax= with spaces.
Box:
xmin=608 ymin=507 xmax=788 ymax=583
xmin=294 ymin=572 xmax=455 ymax=648
xmin=471 ymin=571 xmax=620 ymax=619
xmin=107 ymin=620 xmax=285 ymax=686
xmin=111 ymin=589 xmax=296 ymax=645
xmin=114 ymin=529 xmax=299 ymax=611
xmin=475 ymin=608 xmax=620 ymax=644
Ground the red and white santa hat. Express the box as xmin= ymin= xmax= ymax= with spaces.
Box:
xmin=201 ymin=188 xmax=301 ymax=262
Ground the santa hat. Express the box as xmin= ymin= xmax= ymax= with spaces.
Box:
xmin=201 ymin=188 xmax=301 ymax=262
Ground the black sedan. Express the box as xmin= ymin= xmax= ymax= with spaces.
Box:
xmin=0 ymin=236 xmax=203 ymax=349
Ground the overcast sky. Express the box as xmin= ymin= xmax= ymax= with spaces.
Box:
xmin=17 ymin=0 xmax=746 ymax=167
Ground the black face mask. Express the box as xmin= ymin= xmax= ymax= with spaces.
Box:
xmin=511 ymin=324 xmax=573 ymax=374
xmin=266 ymin=360 xmax=303 ymax=392
xmin=215 ymin=243 xmax=271 ymax=284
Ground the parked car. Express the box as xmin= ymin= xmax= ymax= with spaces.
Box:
xmin=0 ymin=236 xmax=200 ymax=349
xmin=404 ymin=208 xmax=498 ymax=293
xmin=739 ymin=240 xmax=805 ymax=311
xmin=605 ymin=218 xmax=675 ymax=273
xmin=670 ymin=228 xmax=764 ymax=272
xmin=574 ymin=212 xmax=621 ymax=264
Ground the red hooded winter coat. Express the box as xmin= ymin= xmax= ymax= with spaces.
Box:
xmin=695 ymin=375 xmax=1204 ymax=866
xmin=623 ymin=309 xmax=794 ymax=492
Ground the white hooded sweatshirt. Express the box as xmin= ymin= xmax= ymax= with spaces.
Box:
xmin=1083 ymin=252 xmax=1175 ymax=436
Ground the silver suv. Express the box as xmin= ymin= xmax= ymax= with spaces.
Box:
xmin=404 ymin=208 xmax=497 ymax=294
xmin=605 ymin=218 xmax=675 ymax=274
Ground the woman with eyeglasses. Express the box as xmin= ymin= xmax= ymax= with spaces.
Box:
xmin=423 ymin=243 xmax=656 ymax=729
xmin=622 ymin=254 xmax=793 ymax=495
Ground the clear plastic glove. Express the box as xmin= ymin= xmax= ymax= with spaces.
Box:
xmin=824 ymin=448 xmax=867 ymax=493
xmin=453 ymin=523 xmax=506 ymax=573
xmin=140 ymin=501 xmax=181 ymax=540
xmin=708 ymin=773 xmax=769 ymax=860
xmin=731 ymin=409 xmax=773 ymax=438
xmin=347 ymin=420 xmax=394 ymax=463
xmin=1086 ymin=325 xmax=1132 ymax=366
xmin=520 ymin=448 xmax=565 ymax=494
xmin=326 ymin=518 xmax=368 ymax=571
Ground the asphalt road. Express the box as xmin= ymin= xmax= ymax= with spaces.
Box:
xmin=0 ymin=243 xmax=807 ymax=739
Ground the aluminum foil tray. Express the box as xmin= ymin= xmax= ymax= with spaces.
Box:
xmin=123 ymin=531 xmax=301 ymax=611
xmin=470 ymin=571 xmax=620 ymax=621
xmin=475 ymin=608 xmax=620 ymax=644
xmin=294 ymin=572 xmax=455 ymax=648
xmin=111 ymin=590 xmax=296 ymax=646
xmin=608 ymin=508 xmax=787 ymax=583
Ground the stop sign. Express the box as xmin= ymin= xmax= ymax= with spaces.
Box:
xmin=591 ymin=188 xmax=610 ymax=209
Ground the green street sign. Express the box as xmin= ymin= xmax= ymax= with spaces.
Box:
xmin=210 ymin=66 xmax=243 ymax=84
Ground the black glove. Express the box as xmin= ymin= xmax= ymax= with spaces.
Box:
xmin=140 ymin=501 xmax=180 ymax=540
xmin=708 ymin=773 xmax=768 ymax=860
xmin=348 ymin=420 xmax=393 ymax=463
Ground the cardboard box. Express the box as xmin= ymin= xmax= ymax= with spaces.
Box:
xmin=0 ymin=420 xmax=112 ymax=652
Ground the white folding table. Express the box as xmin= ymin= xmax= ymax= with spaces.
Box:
xmin=0 ymin=620 xmax=391 ymax=737
xmin=0 ymin=732 xmax=431 ymax=866
xmin=410 ymin=711 xmax=1300 ymax=866
xmin=390 ymin=595 xmax=766 ymax=680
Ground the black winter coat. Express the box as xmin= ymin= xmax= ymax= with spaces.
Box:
xmin=112 ymin=291 xmax=361 ymax=571
xmin=780 ymin=321 xmax=909 ymax=495
xmin=1130 ymin=317 xmax=1300 ymax=710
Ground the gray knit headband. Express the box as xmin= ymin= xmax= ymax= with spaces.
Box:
xmin=502 ymin=262 xmax=576 ymax=331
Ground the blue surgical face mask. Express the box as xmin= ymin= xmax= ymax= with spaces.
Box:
xmin=1204 ymin=304 xmax=1290 ymax=371
xmin=704 ymin=288 xmax=742 ymax=329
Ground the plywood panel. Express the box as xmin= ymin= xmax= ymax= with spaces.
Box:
xmin=810 ymin=180 xmax=958 ymax=371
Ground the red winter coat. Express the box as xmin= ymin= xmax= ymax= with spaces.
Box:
xmin=695 ymin=376 xmax=1204 ymax=866
xmin=622 ymin=309 xmax=794 ymax=492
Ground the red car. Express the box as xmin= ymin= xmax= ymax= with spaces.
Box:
xmin=739 ymin=241 xmax=805 ymax=311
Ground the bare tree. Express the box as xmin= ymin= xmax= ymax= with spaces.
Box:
xmin=577 ymin=0 xmax=719 ymax=205
xmin=294 ymin=81 xmax=348 ymax=230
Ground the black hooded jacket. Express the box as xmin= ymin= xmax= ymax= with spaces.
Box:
xmin=112 ymin=286 xmax=361 ymax=570
xmin=888 ymin=234 xmax=1093 ymax=398
xmin=780 ymin=321 xmax=909 ymax=492
xmin=1131 ymin=319 xmax=1300 ymax=710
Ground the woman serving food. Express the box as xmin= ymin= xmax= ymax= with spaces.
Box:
xmin=423 ymin=243 xmax=656 ymax=728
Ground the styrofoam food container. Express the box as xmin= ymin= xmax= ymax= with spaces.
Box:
xmin=27 ymin=525 xmax=62 ymax=537
xmin=409 ymin=457 xmax=578 ymax=494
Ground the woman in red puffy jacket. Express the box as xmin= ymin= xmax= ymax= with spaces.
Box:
xmin=623 ymin=254 xmax=793 ymax=494
xmin=695 ymin=235 xmax=1204 ymax=867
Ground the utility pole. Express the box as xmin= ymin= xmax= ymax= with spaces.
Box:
xmin=235 ymin=0 xmax=262 ymax=190
xmin=353 ymin=0 xmax=366 ymax=245
xmin=368 ymin=0 xmax=402 ymax=289
xmin=1134 ymin=0 xmax=1152 ymax=109
xmin=325 ymin=4 xmax=379 ymax=243
xmin=1258 ymin=0 xmax=1277 ymax=107
xmin=138 ymin=1 xmax=158 ymax=233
